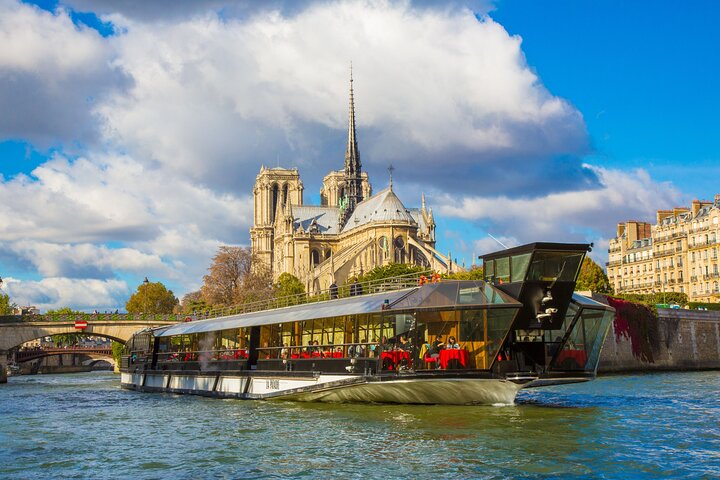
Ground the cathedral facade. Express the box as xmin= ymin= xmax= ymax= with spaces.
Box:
xmin=250 ymin=74 xmax=453 ymax=292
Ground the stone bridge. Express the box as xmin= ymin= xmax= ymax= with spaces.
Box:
xmin=0 ymin=313 xmax=183 ymax=383
xmin=15 ymin=347 xmax=114 ymax=363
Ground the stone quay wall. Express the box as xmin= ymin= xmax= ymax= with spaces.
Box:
xmin=599 ymin=307 xmax=720 ymax=373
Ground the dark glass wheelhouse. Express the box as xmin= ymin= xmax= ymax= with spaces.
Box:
xmin=482 ymin=242 xmax=614 ymax=378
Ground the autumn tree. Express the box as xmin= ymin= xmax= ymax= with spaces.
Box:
xmin=126 ymin=280 xmax=179 ymax=314
xmin=201 ymin=246 xmax=273 ymax=306
xmin=576 ymin=257 xmax=612 ymax=294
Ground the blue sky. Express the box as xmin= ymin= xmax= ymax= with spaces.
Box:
xmin=0 ymin=0 xmax=716 ymax=311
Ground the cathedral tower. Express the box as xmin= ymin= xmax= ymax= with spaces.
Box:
xmin=250 ymin=167 xmax=303 ymax=269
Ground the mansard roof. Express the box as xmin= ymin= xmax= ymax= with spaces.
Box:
xmin=341 ymin=187 xmax=416 ymax=233
xmin=293 ymin=206 xmax=340 ymax=235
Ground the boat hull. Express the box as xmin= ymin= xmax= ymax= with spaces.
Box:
xmin=121 ymin=372 xmax=523 ymax=405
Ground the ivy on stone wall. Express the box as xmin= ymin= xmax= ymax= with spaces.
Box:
xmin=605 ymin=296 xmax=660 ymax=363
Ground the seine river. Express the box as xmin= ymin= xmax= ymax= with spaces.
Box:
xmin=0 ymin=371 xmax=718 ymax=479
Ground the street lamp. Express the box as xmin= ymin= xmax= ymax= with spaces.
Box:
xmin=143 ymin=277 xmax=149 ymax=314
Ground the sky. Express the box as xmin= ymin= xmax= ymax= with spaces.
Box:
xmin=0 ymin=0 xmax=717 ymax=311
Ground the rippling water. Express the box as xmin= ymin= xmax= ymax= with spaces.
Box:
xmin=1 ymin=371 xmax=718 ymax=479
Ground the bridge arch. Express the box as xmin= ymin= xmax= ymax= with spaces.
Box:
xmin=1 ymin=318 xmax=177 ymax=383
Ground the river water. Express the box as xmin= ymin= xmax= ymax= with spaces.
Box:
xmin=0 ymin=371 xmax=718 ymax=479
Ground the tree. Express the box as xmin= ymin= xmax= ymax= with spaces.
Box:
xmin=46 ymin=307 xmax=83 ymax=345
xmin=274 ymin=273 xmax=305 ymax=304
xmin=356 ymin=263 xmax=426 ymax=284
xmin=444 ymin=266 xmax=484 ymax=280
xmin=178 ymin=290 xmax=209 ymax=314
xmin=126 ymin=281 xmax=179 ymax=314
xmin=0 ymin=292 xmax=16 ymax=315
xmin=201 ymin=246 xmax=272 ymax=306
xmin=576 ymin=257 xmax=612 ymax=294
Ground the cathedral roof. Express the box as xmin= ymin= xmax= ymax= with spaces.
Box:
xmin=293 ymin=206 xmax=340 ymax=235
xmin=341 ymin=187 xmax=416 ymax=233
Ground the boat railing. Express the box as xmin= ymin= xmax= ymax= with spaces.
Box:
xmin=192 ymin=270 xmax=435 ymax=321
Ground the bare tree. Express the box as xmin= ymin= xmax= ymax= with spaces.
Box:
xmin=201 ymin=246 xmax=273 ymax=306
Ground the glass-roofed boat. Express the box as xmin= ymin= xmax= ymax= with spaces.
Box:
xmin=120 ymin=242 xmax=615 ymax=405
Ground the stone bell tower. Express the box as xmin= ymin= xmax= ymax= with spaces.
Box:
xmin=250 ymin=166 xmax=303 ymax=269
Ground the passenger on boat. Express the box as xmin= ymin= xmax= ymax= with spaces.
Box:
xmin=446 ymin=336 xmax=461 ymax=350
xmin=280 ymin=343 xmax=289 ymax=359
xmin=397 ymin=335 xmax=410 ymax=351
xmin=349 ymin=339 xmax=367 ymax=357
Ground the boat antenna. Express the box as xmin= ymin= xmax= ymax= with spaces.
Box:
xmin=487 ymin=233 xmax=508 ymax=249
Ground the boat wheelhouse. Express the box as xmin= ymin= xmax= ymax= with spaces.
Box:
xmin=121 ymin=242 xmax=615 ymax=405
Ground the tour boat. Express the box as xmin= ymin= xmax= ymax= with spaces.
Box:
xmin=120 ymin=242 xmax=615 ymax=405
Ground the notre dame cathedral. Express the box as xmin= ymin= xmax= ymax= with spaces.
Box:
xmin=250 ymin=73 xmax=454 ymax=293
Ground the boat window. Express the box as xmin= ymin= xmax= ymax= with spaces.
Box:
xmin=459 ymin=308 xmax=515 ymax=369
xmin=495 ymin=257 xmax=510 ymax=283
xmin=484 ymin=259 xmax=494 ymax=280
xmin=550 ymin=306 xmax=613 ymax=372
xmin=457 ymin=283 xmax=486 ymax=304
xmin=510 ymin=253 xmax=531 ymax=282
xmin=527 ymin=251 xmax=584 ymax=282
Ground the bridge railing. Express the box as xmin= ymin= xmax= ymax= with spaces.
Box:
xmin=0 ymin=270 xmax=436 ymax=325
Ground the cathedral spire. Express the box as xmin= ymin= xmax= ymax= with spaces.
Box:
xmin=340 ymin=63 xmax=364 ymax=227
xmin=345 ymin=63 xmax=360 ymax=175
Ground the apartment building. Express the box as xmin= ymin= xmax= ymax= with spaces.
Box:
xmin=607 ymin=195 xmax=720 ymax=302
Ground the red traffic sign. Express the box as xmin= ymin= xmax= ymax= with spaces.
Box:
xmin=75 ymin=320 xmax=88 ymax=330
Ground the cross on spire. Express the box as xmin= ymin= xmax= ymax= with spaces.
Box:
xmin=388 ymin=164 xmax=395 ymax=190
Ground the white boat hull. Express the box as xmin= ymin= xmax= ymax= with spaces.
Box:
xmin=121 ymin=372 xmax=523 ymax=405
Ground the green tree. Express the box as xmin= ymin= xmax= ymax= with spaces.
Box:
xmin=444 ymin=266 xmax=484 ymax=280
xmin=356 ymin=263 xmax=427 ymax=284
xmin=576 ymin=257 xmax=612 ymax=293
xmin=0 ymin=291 xmax=16 ymax=315
xmin=178 ymin=290 xmax=209 ymax=314
xmin=274 ymin=273 xmax=305 ymax=298
xmin=126 ymin=281 xmax=179 ymax=314
xmin=112 ymin=341 xmax=125 ymax=367
xmin=46 ymin=307 xmax=82 ymax=345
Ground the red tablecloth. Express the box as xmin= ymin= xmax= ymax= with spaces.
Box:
xmin=439 ymin=349 xmax=468 ymax=369
xmin=556 ymin=349 xmax=587 ymax=369
xmin=381 ymin=350 xmax=410 ymax=367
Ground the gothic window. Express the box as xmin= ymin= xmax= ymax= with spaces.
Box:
xmin=378 ymin=237 xmax=389 ymax=263
xmin=283 ymin=184 xmax=289 ymax=206
xmin=324 ymin=249 xmax=331 ymax=260
xmin=271 ymin=183 xmax=280 ymax=221
xmin=394 ymin=236 xmax=405 ymax=263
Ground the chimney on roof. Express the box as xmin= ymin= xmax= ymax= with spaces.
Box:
xmin=715 ymin=194 xmax=720 ymax=205
xmin=617 ymin=222 xmax=626 ymax=238
xmin=692 ymin=200 xmax=702 ymax=217
xmin=656 ymin=210 xmax=673 ymax=224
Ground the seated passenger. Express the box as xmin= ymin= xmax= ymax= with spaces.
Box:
xmin=446 ymin=336 xmax=461 ymax=350
xmin=349 ymin=339 xmax=367 ymax=357
xmin=280 ymin=343 xmax=289 ymax=359
xmin=397 ymin=335 xmax=410 ymax=351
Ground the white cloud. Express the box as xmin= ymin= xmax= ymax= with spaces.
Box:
xmin=3 ymin=276 xmax=129 ymax=312
xmin=95 ymin=0 xmax=587 ymax=192
xmin=437 ymin=165 xmax=684 ymax=249
xmin=0 ymin=0 xmax=128 ymax=146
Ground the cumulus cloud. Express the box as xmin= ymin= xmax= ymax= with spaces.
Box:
xmin=3 ymin=276 xmax=129 ymax=312
xmin=0 ymin=0 xmax=129 ymax=147
xmin=437 ymin=165 xmax=684 ymax=256
xmin=94 ymin=0 xmax=588 ymax=194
